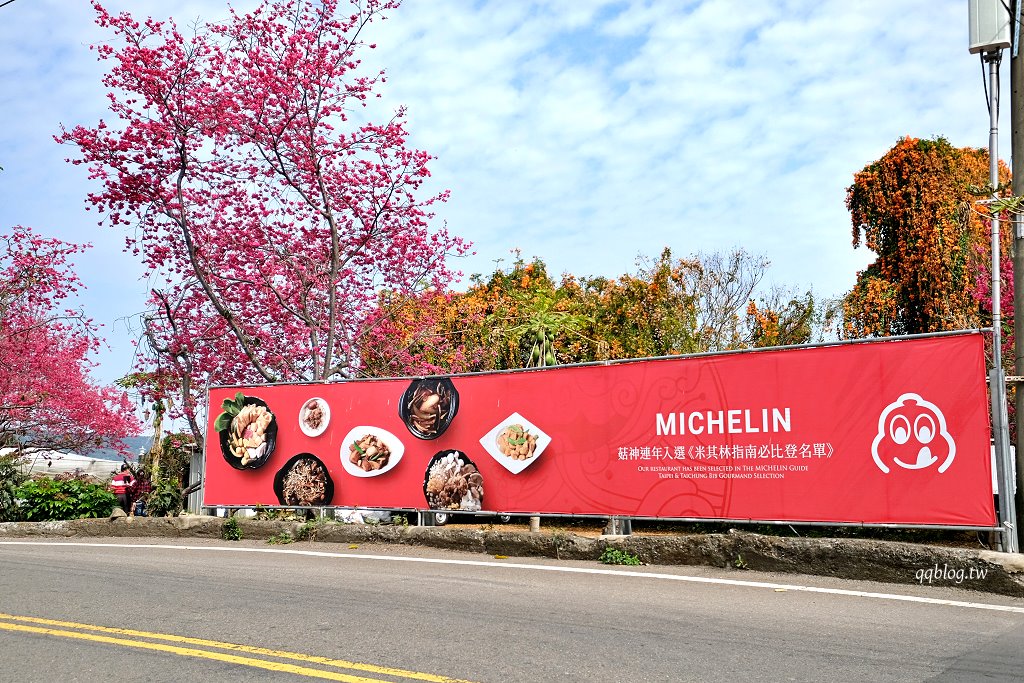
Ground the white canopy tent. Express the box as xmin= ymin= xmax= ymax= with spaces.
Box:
xmin=1 ymin=448 xmax=122 ymax=479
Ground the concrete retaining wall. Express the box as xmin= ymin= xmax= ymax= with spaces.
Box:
xmin=2 ymin=516 xmax=1022 ymax=597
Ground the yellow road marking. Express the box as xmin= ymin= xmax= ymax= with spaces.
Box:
xmin=0 ymin=613 xmax=474 ymax=683
xmin=0 ymin=621 xmax=390 ymax=682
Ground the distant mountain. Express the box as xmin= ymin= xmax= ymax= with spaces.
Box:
xmin=82 ymin=436 xmax=155 ymax=462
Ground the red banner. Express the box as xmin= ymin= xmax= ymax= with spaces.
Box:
xmin=203 ymin=333 xmax=997 ymax=527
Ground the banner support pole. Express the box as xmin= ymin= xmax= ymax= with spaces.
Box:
xmin=983 ymin=49 xmax=1019 ymax=553
xmin=992 ymin=367 xmax=1018 ymax=552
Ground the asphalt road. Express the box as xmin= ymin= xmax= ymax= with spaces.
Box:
xmin=1 ymin=538 xmax=1023 ymax=682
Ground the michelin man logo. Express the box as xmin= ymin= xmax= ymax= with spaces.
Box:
xmin=871 ymin=393 xmax=955 ymax=474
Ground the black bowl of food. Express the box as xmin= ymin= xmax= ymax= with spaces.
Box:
xmin=399 ymin=377 xmax=460 ymax=440
xmin=216 ymin=394 xmax=278 ymax=470
xmin=273 ymin=453 xmax=334 ymax=506
xmin=422 ymin=450 xmax=483 ymax=511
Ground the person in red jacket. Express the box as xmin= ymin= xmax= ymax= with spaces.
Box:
xmin=111 ymin=464 xmax=134 ymax=513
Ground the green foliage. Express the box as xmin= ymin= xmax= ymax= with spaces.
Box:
xmin=221 ymin=517 xmax=242 ymax=541
xmin=146 ymin=478 xmax=184 ymax=517
xmin=295 ymin=518 xmax=325 ymax=541
xmin=0 ymin=452 xmax=27 ymax=522
xmin=252 ymin=505 xmax=305 ymax=521
xmin=15 ymin=477 xmax=116 ymax=521
xmin=158 ymin=432 xmax=196 ymax=487
xmin=599 ymin=546 xmax=642 ymax=566
xmin=416 ymin=249 xmax=836 ymax=375
xmin=268 ymin=519 xmax=325 ymax=544
xmin=252 ymin=504 xmax=279 ymax=520
xmin=267 ymin=531 xmax=295 ymax=544
xmin=214 ymin=392 xmax=247 ymax=432
xmin=733 ymin=554 xmax=749 ymax=570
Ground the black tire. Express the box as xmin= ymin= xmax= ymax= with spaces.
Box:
xmin=498 ymin=514 xmax=512 ymax=524
xmin=433 ymin=512 xmax=449 ymax=526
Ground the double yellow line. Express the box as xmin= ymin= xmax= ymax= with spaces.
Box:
xmin=0 ymin=612 xmax=474 ymax=682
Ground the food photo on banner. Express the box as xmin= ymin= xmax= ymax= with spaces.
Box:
xmin=202 ymin=332 xmax=996 ymax=527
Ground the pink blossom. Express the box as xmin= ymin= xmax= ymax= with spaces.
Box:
xmin=60 ymin=1 xmax=469 ymax=445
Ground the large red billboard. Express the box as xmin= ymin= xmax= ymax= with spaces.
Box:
xmin=203 ymin=333 xmax=997 ymax=527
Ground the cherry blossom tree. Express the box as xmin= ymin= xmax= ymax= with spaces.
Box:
xmin=0 ymin=227 xmax=139 ymax=455
xmin=60 ymin=0 xmax=467 ymax=444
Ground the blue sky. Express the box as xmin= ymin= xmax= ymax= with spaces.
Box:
xmin=0 ymin=0 xmax=1007 ymax=389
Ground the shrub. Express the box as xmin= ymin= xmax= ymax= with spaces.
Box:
xmin=267 ymin=531 xmax=294 ymax=545
xmin=295 ymin=518 xmax=324 ymax=542
xmin=16 ymin=477 xmax=116 ymax=521
xmin=146 ymin=478 xmax=184 ymax=517
xmin=158 ymin=432 xmax=196 ymax=485
xmin=599 ymin=546 xmax=642 ymax=566
xmin=0 ymin=452 xmax=27 ymax=522
xmin=221 ymin=517 xmax=242 ymax=541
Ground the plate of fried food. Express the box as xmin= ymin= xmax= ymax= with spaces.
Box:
xmin=479 ymin=412 xmax=550 ymax=475
xmin=340 ymin=426 xmax=404 ymax=477
xmin=299 ymin=397 xmax=330 ymax=437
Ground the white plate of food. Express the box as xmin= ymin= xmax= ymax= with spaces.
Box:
xmin=479 ymin=412 xmax=551 ymax=475
xmin=299 ymin=397 xmax=330 ymax=437
xmin=340 ymin=426 xmax=404 ymax=477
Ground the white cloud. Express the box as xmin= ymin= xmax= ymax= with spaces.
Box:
xmin=0 ymin=0 xmax=1005 ymax=384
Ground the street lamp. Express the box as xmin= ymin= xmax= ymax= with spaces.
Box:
xmin=969 ymin=0 xmax=1017 ymax=552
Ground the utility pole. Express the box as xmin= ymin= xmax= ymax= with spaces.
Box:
xmin=987 ymin=48 xmax=1016 ymax=553
xmin=971 ymin=0 xmax=1018 ymax=552
xmin=1011 ymin=0 xmax=1024 ymax=549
